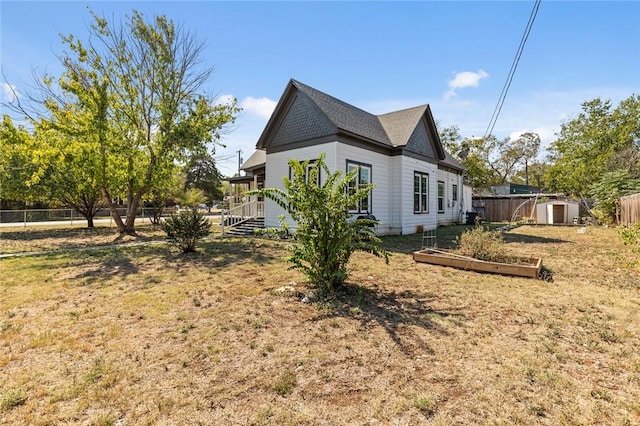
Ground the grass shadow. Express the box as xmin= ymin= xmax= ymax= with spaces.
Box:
xmin=311 ymin=283 xmax=466 ymax=356
xmin=502 ymin=232 xmax=571 ymax=244
xmin=163 ymin=237 xmax=288 ymax=271
xmin=382 ymin=224 xmax=479 ymax=254
xmin=0 ymin=226 xmax=115 ymax=242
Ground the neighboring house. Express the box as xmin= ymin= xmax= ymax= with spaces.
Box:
xmin=491 ymin=183 xmax=542 ymax=195
xmin=240 ymin=79 xmax=466 ymax=235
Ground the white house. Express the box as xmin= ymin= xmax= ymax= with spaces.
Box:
xmin=240 ymin=79 xmax=467 ymax=235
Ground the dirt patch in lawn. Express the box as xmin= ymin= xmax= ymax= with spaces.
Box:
xmin=1 ymin=225 xmax=639 ymax=425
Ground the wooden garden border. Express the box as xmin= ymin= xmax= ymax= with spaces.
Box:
xmin=413 ymin=249 xmax=543 ymax=279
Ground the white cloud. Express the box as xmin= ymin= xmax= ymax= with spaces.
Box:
xmin=240 ymin=96 xmax=277 ymax=119
xmin=444 ymin=69 xmax=489 ymax=100
xmin=215 ymin=94 xmax=236 ymax=106
xmin=1 ymin=82 xmax=20 ymax=103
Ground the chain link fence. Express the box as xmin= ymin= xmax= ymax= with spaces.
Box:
xmin=0 ymin=207 xmax=172 ymax=227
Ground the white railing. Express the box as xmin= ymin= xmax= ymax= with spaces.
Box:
xmin=220 ymin=199 xmax=264 ymax=237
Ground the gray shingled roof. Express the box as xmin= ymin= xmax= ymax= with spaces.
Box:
xmin=441 ymin=150 xmax=465 ymax=170
xmin=240 ymin=149 xmax=266 ymax=171
xmin=377 ymin=105 xmax=429 ymax=147
xmin=292 ymin=80 xmax=437 ymax=149
xmin=292 ymin=80 xmax=393 ymax=146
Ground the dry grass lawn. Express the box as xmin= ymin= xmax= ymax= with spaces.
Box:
xmin=1 ymin=224 xmax=639 ymax=425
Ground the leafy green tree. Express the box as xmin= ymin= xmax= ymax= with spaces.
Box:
xmin=33 ymin=125 xmax=108 ymax=227
xmin=253 ymin=154 xmax=389 ymax=295
xmin=439 ymin=126 xmax=540 ymax=191
xmin=439 ymin=125 xmax=498 ymax=190
xmin=511 ymin=161 xmax=549 ymax=188
xmin=143 ymin=164 xmax=183 ymax=224
xmin=6 ymin=9 xmax=239 ymax=235
xmin=545 ymin=95 xmax=640 ymax=195
xmin=479 ymin=133 xmax=540 ymax=185
xmin=178 ymin=188 xmax=208 ymax=210
xmin=588 ymin=169 xmax=640 ymax=223
xmin=512 ymin=132 xmax=541 ymax=186
xmin=184 ymin=152 xmax=224 ymax=207
xmin=0 ymin=116 xmax=41 ymax=208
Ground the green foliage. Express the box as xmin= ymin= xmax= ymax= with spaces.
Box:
xmin=588 ymin=170 xmax=640 ymax=223
xmin=620 ymin=223 xmax=640 ymax=268
xmin=253 ymin=154 xmax=389 ymax=295
xmin=620 ymin=223 xmax=640 ymax=247
xmin=455 ymin=225 xmax=510 ymax=262
xmin=0 ymin=388 xmax=27 ymax=410
xmin=272 ymin=370 xmax=297 ymax=396
xmin=143 ymin=166 xmax=184 ymax=225
xmin=8 ymin=8 xmax=239 ymax=234
xmin=254 ymin=215 xmax=290 ymax=239
xmin=545 ymin=95 xmax=640 ymax=195
xmin=184 ymin=153 xmax=224 ymax=206
xmin=438 ymin=126 xmax=541 ymax=190
xmin=414 ymin=395 xmax=436 ymax=416
xmin=178 ymin=188 xmax=207 ymax=210
xmin=0 ymin=116 xmax=45 ymax=206
xmin=162 ymin=210 xmax=211 ymax=253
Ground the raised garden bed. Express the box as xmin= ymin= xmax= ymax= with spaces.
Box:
xmin=413 ymin=248 xmax=543 ymax=279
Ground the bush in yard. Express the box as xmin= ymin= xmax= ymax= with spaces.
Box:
xmin=252 ymin=154 xmax=389 ymax=296
xmin=162 ymin=210 xmax=211 ymax=253
xmin=455 ymin=224 xmax=510 ymax=262
xmin=620 ymin=222 xmax=640 ymax=268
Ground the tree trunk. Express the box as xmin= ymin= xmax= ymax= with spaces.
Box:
xmin=101 ymin=187 xmax=127 ymax=233
xmin=87 ymin=216 xmax=95 ymax=228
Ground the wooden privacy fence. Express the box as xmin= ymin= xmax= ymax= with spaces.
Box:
xmin=620 ymin=193 xmax=640 ymax=226
xmin=472 ymin=197 xmax=537 ymax=222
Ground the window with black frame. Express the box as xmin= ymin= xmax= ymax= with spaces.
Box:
xmin=414 ymin=172 xmax=429 ymax=213
xmin=347 ymin=161 xmax=372 ymax=213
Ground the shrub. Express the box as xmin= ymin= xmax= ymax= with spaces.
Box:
xmin=455 ymin=225 xmax=509 ymax=262
xmin=272 ymin=370 xmax=297 ymax=396
xmin=620 ymin=222 xmax=640 ymax=268
xmin=162 ymin=210 xmax=211 ymax=253
xmin=1 ymin=388 xmax=27 ymax=410
xmin=252 ymin=154 xmax=389 ymax=295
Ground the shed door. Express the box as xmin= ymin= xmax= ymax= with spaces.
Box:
xmin=552 ymin=205 xmax=565 ymax=224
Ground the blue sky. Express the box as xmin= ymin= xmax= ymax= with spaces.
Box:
xmin=2 ymin=1 xmax=639 ymax=176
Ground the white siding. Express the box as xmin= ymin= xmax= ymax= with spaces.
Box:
xmin=335 ymin=144 xmax=394 ymax=235
xmin=389 ymin=156 xmax=403 ymax=234
xmin=264 ymin=143 xmax=464 ymax=236
xmin=264 ymin=143 xmax=339 ymax=230
xmin=400 ymin=156 xmax=438 ymax=235
xmin=437 ymin=169 xmax=464 ymax=226
xmin=462 ymin=183 xmax=473 ymax=218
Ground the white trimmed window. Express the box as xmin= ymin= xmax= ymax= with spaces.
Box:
xmin=438 ymin=181 xmax=445 ymax=212
xmin=414 ymin=172 xmax=429 ymax=213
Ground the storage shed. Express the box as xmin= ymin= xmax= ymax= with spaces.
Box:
xmin=535 ymin=200 xmax=580 ymax=225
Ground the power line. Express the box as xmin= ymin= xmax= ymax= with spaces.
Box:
xmin=483 ymin=0 xmax=542 ymax=138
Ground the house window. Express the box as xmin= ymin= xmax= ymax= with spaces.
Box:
xmin=305 ymin=160 xmax=320 ymax=185
xmin=438 ymin=181 xmax=445 ymax=212
xmin=347 ymin=160 xmax=372 ymax=213
xmin=452 ymin=184 xmax=458 ymax=201
xmin=288 ymin=159 xmax=320 ymax=185
xmin=414 ymin=172 xmax=429 ymax=213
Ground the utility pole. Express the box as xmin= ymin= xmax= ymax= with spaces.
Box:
xmin=237 ymin=150 xmax=242 ymax=176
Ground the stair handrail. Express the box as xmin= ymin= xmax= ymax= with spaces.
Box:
xmin=221 ymin=198 xmax=263 ymax=237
